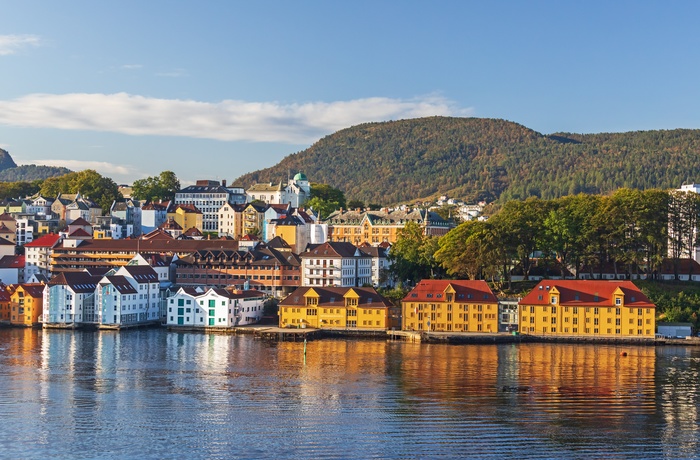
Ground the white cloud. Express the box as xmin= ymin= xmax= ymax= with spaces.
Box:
xmin=121 ymin=64 xmax=143 ymax=70
xmin=23 ymin=159 xmax=139 ymax=178
xmin=156 ymin=69 xmax=187 ymax=77
xmin=0 ymin=34 xmax=41 ymax=56
xmin=0 ymin=92 xmax=473 ymax=144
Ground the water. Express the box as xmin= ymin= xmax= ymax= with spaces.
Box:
xmin=0 ymin=328 xmax=699 ymax=459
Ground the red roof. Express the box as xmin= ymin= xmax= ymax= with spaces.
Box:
xmin=0 ymin=255 xmax=24 ymax=269
xmin=25 ymin=234 xmax=61 ymax=248
xmin=69 ymin=228 xmax=92 ymax=237
xmin=69 ymin=217 xmax=91 ymax=227
xmin=519 ymin=280 xmax=655 ymax=308
xmin=402 ymin=280 xmax=498 ymax=303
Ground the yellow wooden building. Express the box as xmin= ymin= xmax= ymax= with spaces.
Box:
xmin=518 ymin=280 xmax=655 ymax=338
xmin=279 ymin=286 xmax=395 ymax=330
xmin=401 ymin=280 xmax=500 ymax=332
xmin=167 ymin=204 xmax=203 ymax=232
xmin=9 ymin=283 xmax=45 ymax=327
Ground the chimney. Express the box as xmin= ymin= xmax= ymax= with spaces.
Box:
xmin=222 ymin=179 xmax=227 ymax=188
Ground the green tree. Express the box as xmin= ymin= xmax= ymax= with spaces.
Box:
xmin=132 ymin=170 xmax=181 ymax=202
xmin=39 ymin=170 xmax=121 ymax=213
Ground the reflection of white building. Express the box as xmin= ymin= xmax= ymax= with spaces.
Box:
xmin=166 ymin=287 xmax=265 ymax=328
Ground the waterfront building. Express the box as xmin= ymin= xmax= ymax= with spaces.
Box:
xmin=42 ymin=271 xmax=100 ymax=326
xmin=518 ymin=280 xmax=656 ymax=338
xmin=278 ymin=286 xmax=394 ymax=329
xmin=324 ymin=208 xmax=452 ymax=246
xmin=94 ymin=264 xmax=160 ymax=327
xmin=401 ymin=280 xmax=499 ymax=332
xmin=0 ymin=289 xmax=11 ymax=323
xmin=9 ymin=283 xmax=45 ymax=327
xmin=165 ymin=286 xmax=265 ymax=328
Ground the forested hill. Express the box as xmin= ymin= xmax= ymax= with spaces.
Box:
xmin=0 ymin=148 xmax=71 ymax=181
xmin=235 ymin=117 xmax=700 ymax=204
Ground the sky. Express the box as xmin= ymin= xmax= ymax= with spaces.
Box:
xmin=1 ymin=1 xmax=700 ymax=185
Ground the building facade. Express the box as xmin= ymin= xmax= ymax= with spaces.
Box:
xmin=401 ymin=280 xmax=500 ymax=332
xmin=518 ymin=280 xmax=656 ymax=338
xmin=279 ymin=286 xmax=394 ymax=329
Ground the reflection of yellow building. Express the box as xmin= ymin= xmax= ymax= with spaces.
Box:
xmin=279 ymin=286 xmax=394 ymax=329
xmin=0 ymin=289 xmax=11 ymax=323
xmin=514 ymin=344 xmax=656 ymax=422
xmin=402 ymin=280 xmax=499 ymax=332
xmin=519 ymin=280 xmax=655 ymax=338
xmin=9 ymin=283 xmax=44 ymax=327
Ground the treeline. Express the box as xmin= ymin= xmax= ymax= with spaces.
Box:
xmin=390 ymin=188 xmax=700 ymax=286
xmin=0 ymin=165 xmax=72 ymax=182
xmin=235 ymin=117 xmax=700 ymax=205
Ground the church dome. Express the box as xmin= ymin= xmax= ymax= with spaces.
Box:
xmin=293 ymin=172 xmax=308 ymax=181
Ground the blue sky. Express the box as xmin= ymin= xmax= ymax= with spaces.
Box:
xmin=1 ymin=1 xmax=699 ymax=185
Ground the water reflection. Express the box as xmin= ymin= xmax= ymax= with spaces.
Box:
xmin=0 ymin=329 xmax=699 ymax=459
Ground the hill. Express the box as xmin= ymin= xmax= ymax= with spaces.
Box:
xmin=234 ymin=117 xmax=700 ymax=204
xmin=0 ymin=148 xmax=72 ymax=181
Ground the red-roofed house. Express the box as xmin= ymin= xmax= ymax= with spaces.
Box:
xmin=402 ymin=280 xmax=499 ymax=332
xmin=25 ymin=234 xmax=62 ymax=279
xmin=518 ymin=280 xmax=655 ymax=338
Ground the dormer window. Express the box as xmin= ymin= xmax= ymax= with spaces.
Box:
xmin=551 ymin=296 xmax=557 ymax=305
xmin=615 ymin=298 xmax=621 ymax=306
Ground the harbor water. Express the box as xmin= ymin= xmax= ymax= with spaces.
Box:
xmin=0 ymin=328 xmax=698 ymax=459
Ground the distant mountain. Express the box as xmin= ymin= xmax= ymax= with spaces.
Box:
xmin=234 ymin=117 xmax=700 ymax=204
xmin=0 ymin=148 xmax=72 ymax=181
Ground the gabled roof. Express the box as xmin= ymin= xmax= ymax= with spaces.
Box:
xmin=103 ymin=275 xmax=138 ymax=294
xmin=119 ymin=265 xmax=159 ymax=283
xmin=266 ymin=236 xmax=291 ymax=250
xmin=0 ymin=237 xmax=14 ymax=246
xmin=25 ymin=233 xmax=61 ymax=248
xmin=403 ymin=280 xmax=498 ymax=303
xmin=519 ymin=280 xmax=655 ymax=308
xmin=0 ymin=223 xmax=12 ymax=233
xmin=172 ymin=204 xmax=201 ymax=214
xmin=302 ymin=242 xmax=364 ymax=259
xmin=69 ymin=217 xmax=91 ymax=227
xmin=659 ymin=258 xmax=700 ymax=274
xmin=0 ymin=255 xmax=24 ymax=269
xmin=280 ymin=287 xmax=392 ymax=308
xmin=160 ymin=219 xmax=183 ymax=230
xmin=183 ymin=227 xmax=203 ymax=237
xmin=0 ymin=213 xmax=15 ymax=222
xmin=48 ymin=271 xmax=100 ymax=292
xmin=69 ymin=228 xmax=92 ymax=238
xmin=12 ymin=283 xmax=45 ymax=298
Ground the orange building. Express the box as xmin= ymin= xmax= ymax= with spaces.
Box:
xmin=9 ymin=283 xmax=45 ymax=327
xmin=402 ymin=279 xmax=500 ymax=332
xmin=518 ymin=280 xmax=656 ymax=338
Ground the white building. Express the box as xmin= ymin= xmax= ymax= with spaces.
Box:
xmin=175 ymin=180 xmax=239 ymax=232
xmin=165 ymin=287 xmax=265 ymax=328
xmin=246 ymin=172 xmax=311 ymax=208
xmin=24 ymin=233 xmax=62 ymax=279
xmin=141 ymin=202 xmax=170 ymax=234
xmin=300 ymin=242 xmax=373 ymax=287
xmin=42 ymin=271 xmax=100 ymax=325
xmin=94 ymin=264 xmax=160 ymax=327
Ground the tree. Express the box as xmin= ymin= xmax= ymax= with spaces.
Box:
xmin=388 ymin=221 xmax=437 ymax=284
xmin=307 ymin=183 xmax=347 ymax=220
xmin=132 ymin=170 xmax=181 ymax=202
xmin=39 ymin=169 xmax=121 ymax=213
xmin=347 ymin=199 xmax=364 ymax=210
